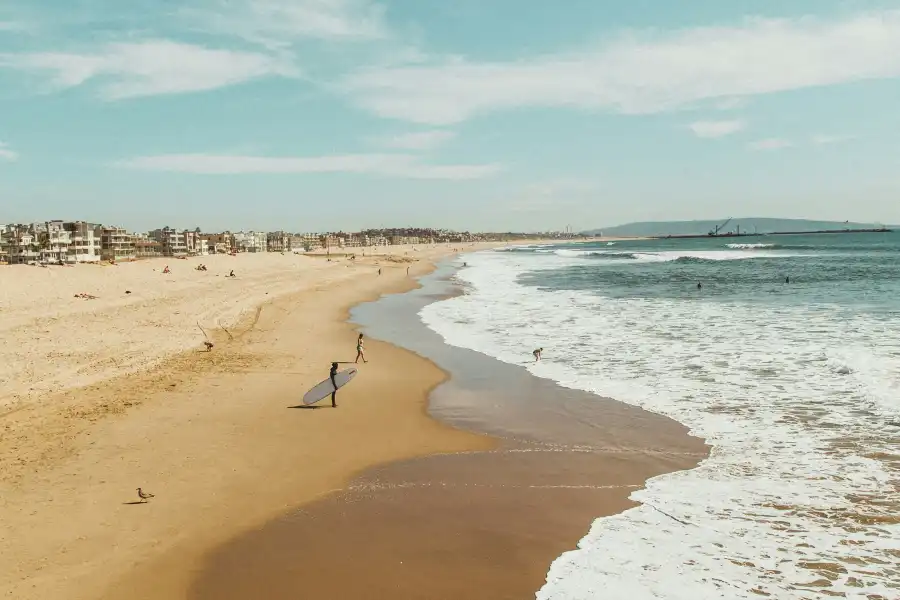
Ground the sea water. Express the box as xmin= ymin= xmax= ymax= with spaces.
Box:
xmin=419 ymin=233 xmax=900 ymax=599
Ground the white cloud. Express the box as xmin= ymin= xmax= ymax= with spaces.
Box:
xmin=182 ymin=0 xmax=389 ymax=48
xmin=689 ymin=119 xmax=745 ymax=138
xmin=0 ymin=142 xmax=18 ymax=161
xmin=748 ymin=138 xmax=792 ymax=151
xmin=811 ymin=134 xmax=854 ymax=144
xmin=341 ymin=11 xmax=900 ymax=124
xmin=115 ymin=153 xmax=500 ymax=179
xmin=376 ymin=130 xmax=455 ymax=150
xmin=0 ymin=40 xmax=298 ymax=99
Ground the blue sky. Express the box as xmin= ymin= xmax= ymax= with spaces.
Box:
xmin=1 ymin=0 xmax=900 ymax=232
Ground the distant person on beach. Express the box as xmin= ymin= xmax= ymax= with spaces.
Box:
xmin=697 ymin=282 xmax=702 ymax=290
xmin=163 ymin=265 xmax=170 ymax=274
xmin=533 ymin=348 xmax=542 ymax=362
xmin=355 ymin=334 xmax=368 ymax=364
xmin=407 ymin=266 xmax=410 ymax=276
xmin=229 ymin=270 xmax=235 ymax=278
xmin=330 ymin=362 xmax=339 ymax=408
xmin=378 ymin=268 xmax=382 ymax=276
xmin=785 ymin=276 xmax=790 ymax=284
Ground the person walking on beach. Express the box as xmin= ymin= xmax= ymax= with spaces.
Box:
xmin=533 ymin=348 xmax=543 ymax=362
xmin=330 ymin=362 xmax=339 ymax=408
xmin=355 ymin=333 xmax=368 ymax=364
xmin=378 ymin=268 xmax=382 ymax=276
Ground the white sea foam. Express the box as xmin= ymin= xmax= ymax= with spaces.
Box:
xmin=420 ymin=251 xmax=900 ymax=599
xmin=727 ymin=243 xmax=777 ymax=249
xmin=553 ymin=248 xmax=797 ymax=262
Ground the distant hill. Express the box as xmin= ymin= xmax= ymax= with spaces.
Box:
xmin=584 ymin=218 xmax=891 ymax=237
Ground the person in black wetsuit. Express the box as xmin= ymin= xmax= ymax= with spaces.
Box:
xmin=330 ymin=362 xmax=339 ymax=408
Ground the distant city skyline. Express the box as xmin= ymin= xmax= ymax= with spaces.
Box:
xmin=2 ymin=1 xmax=900 ymax=230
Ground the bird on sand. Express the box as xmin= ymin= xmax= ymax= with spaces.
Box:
xmin=136 ymin=487 xmax=155 ymax=503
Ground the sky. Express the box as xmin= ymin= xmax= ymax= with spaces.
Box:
xmin=2 ymin=0 xmax=900 ymax=232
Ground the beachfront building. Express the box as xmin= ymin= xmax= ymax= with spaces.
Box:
xmin=291 ymin=233 xmax=321 ymax=252
xmin=133 ymin=233 xmax=162 ymax=258
xmin=2 ymin=225 xmax=39 ymax=264
xmin=62 ymin=221 xmax=102 ymax=263
xmin=149 ymin=227 xmax=188 ymax=257
xmin=39 ymin=221 xmax=73 ymax=264
xmin=201 ymin=232 xmax=234 ymax=254
xmin=183 ymin=230 xmax=207 ymax=255
xmin=233 ymin=231 xmax=267 ymax=253
xmin=267 ymin=231 xmax=292 ymax=252
xmin=100 ymin=227 xmax=135 ymax=262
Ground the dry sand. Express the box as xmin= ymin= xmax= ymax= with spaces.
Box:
xmin=0 ymin=243 xmax=496 ymax=600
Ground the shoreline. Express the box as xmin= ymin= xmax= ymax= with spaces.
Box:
xmin=0 ymin=246 xmax=495 ymax=600
xmin=188 ymin=256 xmax=709 ymax=599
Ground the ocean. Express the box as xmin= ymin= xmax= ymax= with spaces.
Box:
xmin=419 ymin=232 xmax=900 ymax=599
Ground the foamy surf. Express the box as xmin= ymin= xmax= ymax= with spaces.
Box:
xmin=420 ymin=242 xmax=900 ymax=600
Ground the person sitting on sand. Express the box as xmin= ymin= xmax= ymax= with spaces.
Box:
xmin=355 ymin=333 xmax=368 ymax=364
xmin=163 ymin=265 xmax=170 ymax=274
xmin=330 ymin=362 xmax=339 ymax=408
xmin=228 ymin=270 xmax=235 ymax=278
xmin=533 ymin=348 xmax=543 ymax=362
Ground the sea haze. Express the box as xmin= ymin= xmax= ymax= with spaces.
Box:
xmin=421 ymin=232 xmax=900 ymax=599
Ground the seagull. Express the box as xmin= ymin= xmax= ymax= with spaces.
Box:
xmin=136 ymin=487 xmax=155 ymax=503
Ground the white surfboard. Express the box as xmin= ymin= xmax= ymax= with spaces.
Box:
xmin=302 ymin=368 xmax=358 ymax=405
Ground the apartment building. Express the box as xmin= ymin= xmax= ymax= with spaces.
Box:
xmin=64 ymin=221 xmax=102 ymax=263
xmin=266 ymin=231 xmax=292 ymax=252
xmin=149 ymin=227 xmax=188 ymax=257
xmin=291 ymin=233 xmax=322 ymax=251
xmin=133 ymin=233 xmax=163 ymax=258
xmin=233 ymin=231 xmax=267 ymax=253
xmin=2 ymin=225 xmax=39 ymax=264
xmin=200 ymin=232 xmax=232 ymax=254
xmin=100 ymin=227 xmax=135 ymax=262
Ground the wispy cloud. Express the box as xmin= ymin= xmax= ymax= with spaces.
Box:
xmin=689 ymin=119 xmax=745 ymax=138
xmin=114 ymin=153 xmax=500 ymax=179
xmin=811 ymin=134 xmax=854 ymax=145
xmin=748 ymin=138 xmax=792 ymax=151
xmin=182 ymin=0 xmax=389 ymax=48
xmin=0 ymin=40 xmax=298 ymax=99
xmin=341 ymin=11 xmax=900 ymax=124
xmin=375 ymin=130 xmax=455 ymax=150
xmin=0 ymin=142 xmax=18 ymax=161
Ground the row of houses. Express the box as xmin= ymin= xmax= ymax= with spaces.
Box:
xmin=0 ymin=222 xmax=487 ymax=265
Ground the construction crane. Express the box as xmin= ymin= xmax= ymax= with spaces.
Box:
xmin=709 ymin=217 xmax=733 ymax=236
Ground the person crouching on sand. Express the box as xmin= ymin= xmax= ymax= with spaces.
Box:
xmin=355 ymin=333 xmax=368 ymax=364
xmin=330 ymin=362 xmax=339 ymax=408
xmin=533 ymin=348 xmax=542 ymax=362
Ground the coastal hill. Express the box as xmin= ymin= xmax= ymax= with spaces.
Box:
xmin=584 ymin=218 xmax=891 ymax=237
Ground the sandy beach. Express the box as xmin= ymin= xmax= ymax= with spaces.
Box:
xmin=0 ymin=239 xmax=705 ymax=600
xmin=0 ymin=244 xmax=493 ymax=600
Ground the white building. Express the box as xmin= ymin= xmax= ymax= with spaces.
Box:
xmin=233 ymin=231 xmax=267 ymax=253
xmin=64 ymin=222 xmax=102 ymax=263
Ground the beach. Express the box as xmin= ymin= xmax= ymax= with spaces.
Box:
xmin=1 ymin=245 xmax=492 ymax=599
xmin=1 ymin=240 xmax=707 ymax=600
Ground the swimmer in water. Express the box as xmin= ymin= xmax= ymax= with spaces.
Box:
xmin=533 ymin=348 xmax=543 ymax=362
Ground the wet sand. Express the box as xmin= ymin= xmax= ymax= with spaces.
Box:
xmin=190 ymin=261 xmax=708 ymax=599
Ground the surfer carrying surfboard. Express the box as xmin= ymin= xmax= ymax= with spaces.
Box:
xmin=330 ymin=362 xmax=339 ymax=407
